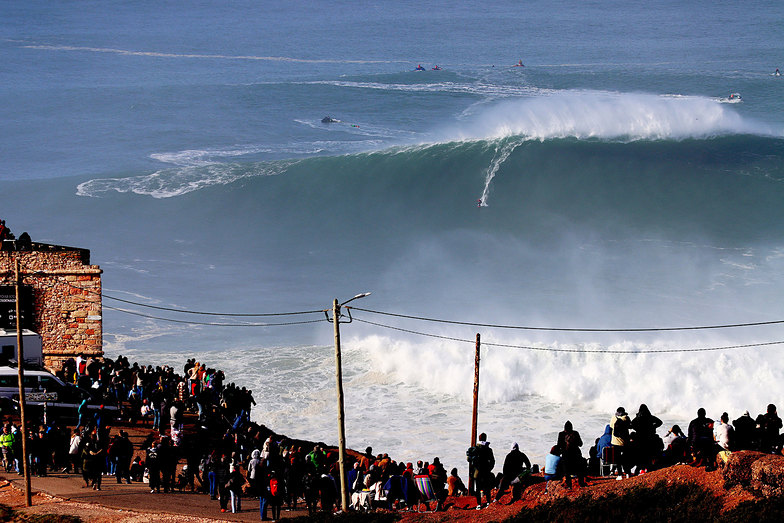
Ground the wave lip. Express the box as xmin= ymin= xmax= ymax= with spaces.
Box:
xmin=446 ymin=91 xmax=778 ymax=142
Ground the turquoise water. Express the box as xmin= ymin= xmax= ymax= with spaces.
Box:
xmin=3 ymin=0 xmax=784 ymax=468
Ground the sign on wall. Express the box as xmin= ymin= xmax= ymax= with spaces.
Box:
xmin=0 ymin=285 xmax=34 ymax=330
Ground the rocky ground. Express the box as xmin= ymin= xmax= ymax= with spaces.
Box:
xmin=397 ymin=463 xmax=757 ymax=523
xmin=0 ymin=460 xmax=759 ymax=522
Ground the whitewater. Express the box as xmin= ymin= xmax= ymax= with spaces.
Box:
xmin=3 ymin=0 xmax=784 ymax=474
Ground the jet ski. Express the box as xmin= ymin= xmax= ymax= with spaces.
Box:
xmin=726 ymin=93 xmax=742 ymax=103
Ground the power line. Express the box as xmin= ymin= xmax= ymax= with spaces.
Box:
xmin=36 ymin=277 xmax=784 ymax=339
xmin=103 ymin=294 xmax=323 ymax=317
xmin=350 ymin=307 xmax=784 ymax=333
xmin=352 ymin=317 xmax=784 ymax=354
xmin=103 ymin=305 xmax=324 ymax=327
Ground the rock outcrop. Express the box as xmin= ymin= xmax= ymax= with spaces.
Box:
xmin=723 ymin=450 xmax=784 ymax=497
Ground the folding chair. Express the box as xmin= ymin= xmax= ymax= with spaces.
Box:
xmin=600 ymin=446 xmax=619 ymax=476
xmin=413 ymin=475 xmax=438 ymax=512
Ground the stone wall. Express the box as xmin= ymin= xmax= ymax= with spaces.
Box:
xmin=0 ymin=243 xmax=102 ymax=371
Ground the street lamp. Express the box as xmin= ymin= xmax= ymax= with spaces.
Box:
xmin=326 ymin=292 xmax=371 ymax=512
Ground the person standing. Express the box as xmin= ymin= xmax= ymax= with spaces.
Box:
xmin=688 ymin=408 xmax=715 ymax=470
xmin=732 ymin=411 xmax=757 ymax=450
xmin=631 ymin=404 xmax=663 ymax=470
xmin=557 ymin=421 xmax=587 ymax=488
xmin=67 ymin=429 xmax=82 ymax=474
xmin=0 ymin=425 xmax=14 ymax=472
xmin=146 ymin=439 xmax=161 ymax=493
xmin=467 ymin=432 xmax=495 ymax=510
xmin=88 ymin=433 xmax=105 ymax=490
xmin=714 ymin=412 xmax=734 ymax=452
xmin=114 ymin=431 xmax=133 ymax=484
xmin=247 ymin=448 xmax=261 ymax=496
xmin=225 ymin=463 xmax=245 ymax=513
xmin=757 ymin=404 xmax=783 ymax=454
xmin=610 ymin=407 xmax=631 ymax=475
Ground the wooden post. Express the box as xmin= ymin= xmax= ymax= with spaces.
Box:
xmin=468 ymin=333 xmax=480 ymax=494
xmin=14 ymin=259 xmax=31 ymax=507
xmin=333 ymin=299 xmax=349 ymax=512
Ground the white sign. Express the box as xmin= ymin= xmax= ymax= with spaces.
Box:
xmin=25 ymin=392 xmax=58 ymax=402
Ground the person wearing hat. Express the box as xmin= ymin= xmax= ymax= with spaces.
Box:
xmin=610 ymin=407 xmax=631 ymax=475
xmin=494 ymin=442 xmax=531 ymax=502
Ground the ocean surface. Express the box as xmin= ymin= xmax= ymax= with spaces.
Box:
xmin=3 ymin=1 xmax=784 ymax=471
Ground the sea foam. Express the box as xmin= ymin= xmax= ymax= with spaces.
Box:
xmin=443 ymin=90 xmax=778 ymax=142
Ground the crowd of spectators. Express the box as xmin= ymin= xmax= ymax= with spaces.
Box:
xmin=1 ymin=357 xmax=784 ymax=517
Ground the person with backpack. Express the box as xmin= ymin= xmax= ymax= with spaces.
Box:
xmin=610 ymin=407 xmax=631 ymax=475
xmin=556 ymin=421 xmax=587 ymax=488
xmin=466 ymin=432 xmax=495 ymax=510
xmin=260 ymin=467 xmax=284 ymax=521
xmin=268 ymin=470 xmax=283 ymax=520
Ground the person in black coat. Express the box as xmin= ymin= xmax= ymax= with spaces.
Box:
xmin=688 ymin=408 xmax=715 ymax=470
xmin=557 ymin=421 xmax=586 ymax=488
xmin=467 ymin=432 xmax=495 ymax=509
xmin=757 ymin=404 xmax=783 ymax=454
xmin=494 ymin=442 xmax=531 ymax=502
xmin=732 ymin=411 xmax=758 ymax=450
xmin=631 ymin=404 xmax=663 ymax=470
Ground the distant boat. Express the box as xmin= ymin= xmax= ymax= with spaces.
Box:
xmin=727 ymin=93 xmax=742 ymax=103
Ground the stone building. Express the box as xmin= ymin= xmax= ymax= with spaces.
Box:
xmin=0 ymin=238 xmax=102 ymax=370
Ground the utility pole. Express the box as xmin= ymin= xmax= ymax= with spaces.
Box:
xmin=468 ymin=333 xmax=480 ymax=494
xmin=332 ymin=298 xmax=349 ymax=512
xmin=327 ymin=292 xmax=370 ymax=513
xmin=14 ymin=258 xmax=31 ymax=507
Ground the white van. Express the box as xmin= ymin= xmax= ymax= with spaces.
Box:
xmin=0 ymin=366 xmax=117 ymax=421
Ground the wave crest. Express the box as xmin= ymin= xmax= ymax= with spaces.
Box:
xmin=446 ymin=91 xmax=777 ymax=142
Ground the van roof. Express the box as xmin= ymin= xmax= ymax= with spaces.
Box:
xmin=0 ymin=330 xmax=39 ymax=336
xmin=0 ymin=366 xmax=55 ymax=377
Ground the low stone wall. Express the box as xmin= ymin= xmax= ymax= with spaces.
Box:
xmin=723 ymin=450 xmax=784 ymax=497
xmin=0 ymin=245 xmax=103 ymax=371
